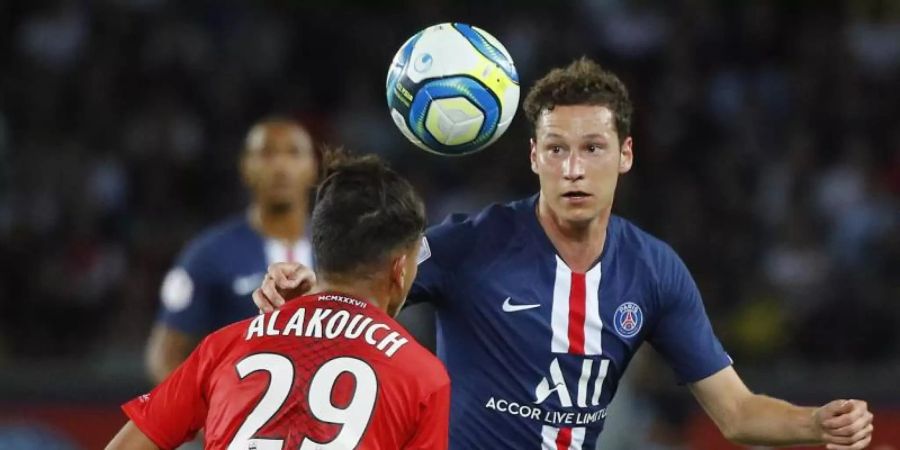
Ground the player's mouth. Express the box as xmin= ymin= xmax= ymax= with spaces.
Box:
xmin=562 ymin=191 xmax=592 ymax=203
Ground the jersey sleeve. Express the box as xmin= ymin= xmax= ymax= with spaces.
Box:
xmin=156 ymin=240 xmax=217 ymax=336
xmin=405 ymin=214 xmax=473 ymax=307
xmin=121 ymin=337 xmax=212 ymax=449
xmin=648 ymin=249 xmax=732 ymax=384
xmin=403 ymin=380 xmax=451 ymax=450
xmin=405 ymin=237 xmax=443 ymax=307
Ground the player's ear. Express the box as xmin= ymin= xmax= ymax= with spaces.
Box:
xmin=530 ymin=138 xmax=539 ymax=174
xmin=391 ymin=253 xmax=408 ymax=290
xmin=385 ymin=251 xmax=413 ymax=317
xmin=618 ymin=136 xmax=634 ymax=174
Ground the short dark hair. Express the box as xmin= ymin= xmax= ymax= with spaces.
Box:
xmin=312 ymin=150 xmax=425 ymax=277
xmin=523 ymin=57 xmax=633 ymax=140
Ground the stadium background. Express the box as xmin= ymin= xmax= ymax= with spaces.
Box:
xmin=0 ymin=0 xmax=898 ymax=448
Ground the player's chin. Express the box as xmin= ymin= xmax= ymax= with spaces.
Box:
xmin=557 ymin=195 xmax=596 ymax=210
xmin=558 ymin=206 xmax=600 ymax=225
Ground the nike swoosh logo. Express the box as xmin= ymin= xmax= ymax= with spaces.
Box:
xmin=502 ymin=297 xmax=541 ymax=312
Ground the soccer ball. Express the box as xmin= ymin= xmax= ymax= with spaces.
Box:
xmin=386 ymin=23 xmax=520 ymax=156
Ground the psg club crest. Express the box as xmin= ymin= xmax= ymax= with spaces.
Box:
xmin=613 ymin=302 xmax=643 ymax=338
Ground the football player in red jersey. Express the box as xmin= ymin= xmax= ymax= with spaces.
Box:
xmin=107 ymin=153 xmax=450 ymax=450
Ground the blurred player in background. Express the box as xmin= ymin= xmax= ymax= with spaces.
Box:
xmin=256 ymin=58 xmax=874 ymax=450
xmin=145 ymin=117 xmax=319 ymax=383
xmin=107 ymin=153 xmax=450 ymax=450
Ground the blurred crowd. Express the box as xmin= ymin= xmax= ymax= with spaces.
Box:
xmin=0 ymin=0 xmax=898 ymax=377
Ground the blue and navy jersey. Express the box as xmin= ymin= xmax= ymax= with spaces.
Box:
xmin=157 ymin=216 xmax=313 ymax=337
xmin=409 ymin=195 xmax=732 ymax=450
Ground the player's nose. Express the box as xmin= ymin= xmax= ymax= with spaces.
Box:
xmin=562 ymin=151 xmax=585 ymax=180
xmin=267 ymin=152 xmax=295 ymax=173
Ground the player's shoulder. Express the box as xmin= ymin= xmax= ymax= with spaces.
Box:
xmin=385 ymin=335 xmax=450 ymax=391
xmin=203 ymin=298 xmax=270 ymax=341
xmin=609 ymin=215 xmax=684 ymax=278
xmin=182 ymin=313 xmax=254 ymax=366
xmin=424 ymin=196 xmax=529 ymax=264
xmin=396 ymin=336 xmax=448 ymax=378
xmin=610 ymin=215 xmax=672 ymax=252
xmin=179 ymin=216 xmax=255 ymax=261
xmin=364 ymin=306 xmax=449 ymax=389
xmin=428 ymin=197 xmax=522 ymax=238
xmin=193 ymin=297 xmax=313 ymax=363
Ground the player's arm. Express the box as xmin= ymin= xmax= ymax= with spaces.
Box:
xmin=253 ymin=253 xmax=442 ymax=312
xmin=255 ymin=233 xmax=452 ymax=314
xmin=254 ymin=216 xmax=472 ymax=313
xmin=403 ymin=379 xmax=451 ymax=450
xmin=114 ymin=336 xmax=213 ymax=449
xmin=146 ymin=247 xmax=217 ymax=383
xmin=252 ymin=262 xmax=318 ymax=313
xmin=106 ymin=421 xmax=160 ymax=450
xmin=145 ymin=324 xmax=199 ymax=383
xmin=690 ymin=366 xmax=873 ymax=448
xmin=649 ymin=247 xmax=873 ymax=448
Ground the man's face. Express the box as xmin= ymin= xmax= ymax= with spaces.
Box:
xmin=242 ymin=122 xmax=317 ymax=210
xmin=530 ymin=105 xmax=633 ymax=226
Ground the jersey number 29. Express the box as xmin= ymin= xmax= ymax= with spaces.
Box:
xmin=227 ymin=353 xmax=378 ymax=450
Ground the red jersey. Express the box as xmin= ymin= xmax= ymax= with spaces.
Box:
xmin=123 ymin=292 xmax=450 ymax=450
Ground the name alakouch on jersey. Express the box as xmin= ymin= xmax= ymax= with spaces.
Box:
xmin=245 ymin=294 xmax=410 ymax=358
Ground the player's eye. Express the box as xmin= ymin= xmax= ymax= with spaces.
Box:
xmin=548 ymin=145 xmax=563 ymax=154
xmin=586 ymin=144 xmax=603 ymax=153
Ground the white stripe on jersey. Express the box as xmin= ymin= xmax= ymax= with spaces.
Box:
xmin=551 ymin=256 xmax=572 ymax=353
xmin=541 ymin=425 xmax=559 ymax=449
xmin=570 ymin=427 xmax=586 ymax=449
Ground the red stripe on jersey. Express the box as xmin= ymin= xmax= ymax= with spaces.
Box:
xmin=567 ymin=272 xmax=586 ymax=354
xmin=555 ymin=427 xmax=572 ymax=450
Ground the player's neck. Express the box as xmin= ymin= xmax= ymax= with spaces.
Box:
xmin=313 ymin=278 xmax=389 ymax=313
xmin=536 ymin=198 xmax=609 ymax=273
xmin=249 ymin=200 xmax=308 ymax=242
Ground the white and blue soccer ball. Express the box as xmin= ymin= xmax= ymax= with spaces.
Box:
xmin=386 ymin=23 xmax=520 ymax=156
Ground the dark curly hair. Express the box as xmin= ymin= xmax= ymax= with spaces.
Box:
xmin=523 ymin=57 xmax=633 ymax=140
xmin=312 ymin=148 xmax=425 ymax=277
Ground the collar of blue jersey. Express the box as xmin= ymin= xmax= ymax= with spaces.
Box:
xmin=242 ymin=211 xmax=317 ymax=268
xmin=518 ymin=193 xmax=617 ymax=272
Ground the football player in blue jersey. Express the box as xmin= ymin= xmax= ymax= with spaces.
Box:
xmin=146 ymin=117 xmax=319 ymax=384
xmin=254 ymin=59 xmax=873 ymax=449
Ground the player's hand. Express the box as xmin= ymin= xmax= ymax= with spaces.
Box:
xmin=814 ymin=399 xmax=874 ymax=450
xmin=252 ymin=263 xmax=316 ymax=313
